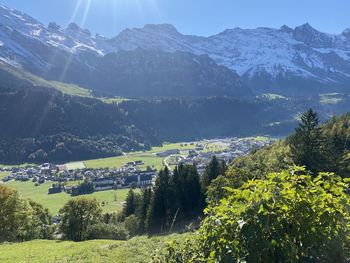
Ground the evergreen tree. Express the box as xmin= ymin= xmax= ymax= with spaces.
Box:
xmin=135 ymin=187 xmax=152 ymax=233
xmin=173 ymin=164 xmax=201 ymax=217
xmin=288 ymin=109 xmax=324 ymax=174
xmin=146 ymin=167 xmax=177 ymax=233
xmin=122 ymin=189 xmax=138 ymax=218
xmin=201 ymin=156 xmax=227 ymax=197
xmin=173 ymin=165 xmax=184 ymax=212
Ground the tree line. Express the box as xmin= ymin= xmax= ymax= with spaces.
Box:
xmin=120 ymin=158 xmax=227 ymax=235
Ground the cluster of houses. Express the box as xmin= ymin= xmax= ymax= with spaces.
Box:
xmin=179 ymin=137 xmax=274 ymax=174
xmin=48 ymin=170 xmax=157 ymax=196
xmin=1 ymin=137 xmax=273 ymax=196
xmin=1 ymin=161 xmax=157 ymax=196
xmin=1 ymin=163 xmax=56 ymax=183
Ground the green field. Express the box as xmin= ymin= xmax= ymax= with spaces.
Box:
xmin=84 ymin=155 xmax=131 ymax=169
xmin=84 ymin=142 xmax=200 ymax=170
xmin=65 ymin=161 xmax=86 ymax=170
xmin=0 ymin=234 xmax=188 ymax=263
xmin=101 ymin=97 xmax=131 ymax=104
xmin=5 ymin=181 xmax=130 ymax=215
xmin=0 ymin=171 xmax=10 ymax=180
xmin=203 ymin=141 xmax=229 ymax=153
xmin=0 ymin=163 xmax=34 ymax=168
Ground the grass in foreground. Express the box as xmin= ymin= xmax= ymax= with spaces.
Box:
xmin=5 ymin=181 xmax=130 ymax=215
xmin=0 ymin=234 xmax=189 ymax=263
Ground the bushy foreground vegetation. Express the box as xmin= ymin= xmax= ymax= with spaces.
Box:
xmin=154 ymin=168 xmax=350 ymax=262
xmin=0 ymin=185 xmax=53 ymax=242
xmin=152 ymin=109 xmax=350 ymax=262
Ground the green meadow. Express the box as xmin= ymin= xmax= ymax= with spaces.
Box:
xmin=0 ymin=234 xmax=189 ymax=263
xmin=83 ymin=142 xmax=202 ymax=170
xmin=5 ymin=181 xmax=130 ymax=215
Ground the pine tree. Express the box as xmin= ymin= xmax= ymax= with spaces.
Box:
xmin=201 ymin=156 xmax=226 ymax=195
xmin=123 ymin=189 xmax=137 ymax=218
xmin=173 ymin=164 xmax=201 ymax=217
xmin=288 ymin=109 xmax=324 ymax=174
xmin=135 ymin=187 xmax=152 ymax=233
xmin=146 ymin=167 xmax=177 ymax=233
xmin=185 ymin=164 xmax=201 ymax=214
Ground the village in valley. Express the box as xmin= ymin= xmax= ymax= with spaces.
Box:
xmin=0 ymin=137 xmax=273 ymax=198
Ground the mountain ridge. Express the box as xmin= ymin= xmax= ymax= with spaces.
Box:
xmin=0 ymin=4 xmax=350 ymax=96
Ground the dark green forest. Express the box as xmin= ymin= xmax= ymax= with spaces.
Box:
xmin=0 ymin=86 xmax=288 ymax=163
xmin=1 ymin=80 xmax=346 ymax=163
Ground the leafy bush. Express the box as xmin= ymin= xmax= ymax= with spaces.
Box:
xmin=59 ymin=198 xmax=102 ymax=241
xmin=0 ymin=185 xmax=53 ymax=242
xmin=154 ymin=167 xmax=350 ymax=262
xmin=86 ymin=223 xmax=129 ymax=240
xmin=124 ymin=215 xmax=140 ymax=237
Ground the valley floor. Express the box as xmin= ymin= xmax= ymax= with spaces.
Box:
xmin=0 ymin=234 xmax=188 ymax=263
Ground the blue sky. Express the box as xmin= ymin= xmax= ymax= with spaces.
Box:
xmin=0 ymin=0 xmax=349 ymax=37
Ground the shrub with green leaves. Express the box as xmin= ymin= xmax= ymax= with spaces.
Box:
xmin=154 ymin=167 xmax=350 ymax=262
xmin=86 ymin=223 xmax=129 ymax=240
xmin=0 ymin=185 xmax=53 ymax=242
xmin=59 ymin=198 xmax=102 ymax=241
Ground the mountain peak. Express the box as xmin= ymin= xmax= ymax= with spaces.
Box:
xmin=142 ymin=24 xmax=178 ymax=34
xmin=66 ymin=23 xmax=91 ymax=37
xmin=293 ymin=23 xmax=332 ymax=47
xmin=342 ymin=27 xmax=350 ymax=38
xmin=67 ymin=23 xmax=81 ymax=32
xmin=279 ymin=25 xmax=293 ymax=33
xmin=48 ymin=22 xmax=60 ymax=31
xmin=294 ymin=23 xmax=317 ymax=33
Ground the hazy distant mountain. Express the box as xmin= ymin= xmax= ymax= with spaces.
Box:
xmin=0 ymin=4 xmax=350 ymax=97
xmin=0 ymin=5 xmax=248 ymax=98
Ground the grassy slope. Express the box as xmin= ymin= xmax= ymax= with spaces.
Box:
xmin=0 ymin=234 xmax=188 ymax=263
xmin=0 ymin=63 xmax=92 ymax=97
xmin=0 ymin=63 xmax=128 ymax=103
xmin=5 ymin=181 xmax=130 ymax=215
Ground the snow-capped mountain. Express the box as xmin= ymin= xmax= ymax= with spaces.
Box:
xmin=110 ymin=23 xmax=350 ymax=95
xmin=0 ymin=4 xmax=350 ymax=96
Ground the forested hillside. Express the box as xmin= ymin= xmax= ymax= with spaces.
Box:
xmin=0 ymin=66 xmax=278 ymax=163
xmin=1 ymin=68 xmax=349 ymax=164
xmin=1 ymin=61 xmax=349 ymax=163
